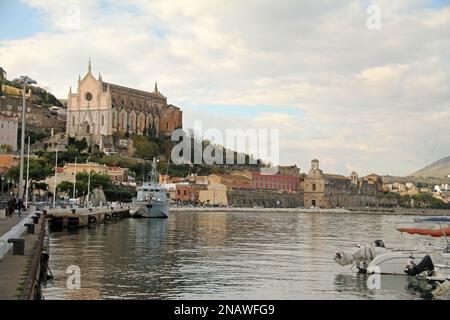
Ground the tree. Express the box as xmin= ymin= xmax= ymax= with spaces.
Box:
xmin=132 ymin=135 xmax=160 ymax=159
xmin=6 ymin=158 xmax=52 ymax=182
xmin=63 ymin=173 xmax=112 ymax=197
xmin=0 ymin=144 xmax=13 ymax=153
xmin=57 ymin=181 xmax=74 ymax=195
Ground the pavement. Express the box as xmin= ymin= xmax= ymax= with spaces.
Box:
xmin=0 ymin=210 xmax=41 ymax=300
xmin=0 ymin=215 xmax=22 ymax=237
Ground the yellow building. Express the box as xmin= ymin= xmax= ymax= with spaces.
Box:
xmin=63 ymin=162 xmax=109 ymax=176
xmin=199 ymin=183 xmax=228 ymax=206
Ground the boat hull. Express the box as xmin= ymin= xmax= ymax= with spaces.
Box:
xmin=132 ymin=202 xmax=169 ymax=218
xmin=366 ymin=251 xmax=450 ymax=275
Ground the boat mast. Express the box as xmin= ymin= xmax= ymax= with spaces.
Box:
xmin=149 ymin=157 xmax=159 ymax=189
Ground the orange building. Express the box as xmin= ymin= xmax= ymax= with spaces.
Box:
xmin=0 ymin=154 xmax=20 ymax=174
xmin=175 ymin=184 xmax=206 ymax=203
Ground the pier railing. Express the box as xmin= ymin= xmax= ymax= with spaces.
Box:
xmin=21 ymin=219 xmax=46 ymax=300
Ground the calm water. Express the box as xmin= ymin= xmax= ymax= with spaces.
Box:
xmin=42 ymin=212 xmax=447 ymax=300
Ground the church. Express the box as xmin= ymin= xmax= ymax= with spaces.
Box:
xmin=66 ymin=60 xmax=183 ymax=151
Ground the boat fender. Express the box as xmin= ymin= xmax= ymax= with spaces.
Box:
xmin=105 ymin=213 xmax=111 ymax=220
xmin=89 ymin=216 xmax=97 ymax=223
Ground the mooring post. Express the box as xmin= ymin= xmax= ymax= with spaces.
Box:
xmin=24 ymin=223 xmax=35 ymax=234
xmin=7 ymin=238 xmax=25 ymax=255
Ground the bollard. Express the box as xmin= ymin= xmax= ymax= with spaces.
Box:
xmin=7 ymin=238 xmax=25 ymax=255
xmin=32 ymin=216 xmax=39 ymax=224
xmin=71 ymin=209 xmax=76 ymax=214
xmin=25 ymin=223 xmax=35 ymax=234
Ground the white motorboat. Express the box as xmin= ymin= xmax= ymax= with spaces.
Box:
xmin=334 ymin=217 xmax=450 ymax=275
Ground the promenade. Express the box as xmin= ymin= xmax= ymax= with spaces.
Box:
xmin=0 ymin=210 xmax=43 ymax=300
xmin=171 ymin=206 xmax=450 ymax=216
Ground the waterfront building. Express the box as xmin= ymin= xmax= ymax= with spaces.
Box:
xmin=208 ymin=173 xmax=253 ymax=190
xmin=107 ymin=166 xmax=126 ymax=182
xmin=0 ymin=115 xmax=18 ymax=151
xmin=63 ymin=162 xmax=109 ymax=176
xmin=278 ymin=165 xmax=300 ymax=176
xmin=175 ymin=183 xmax=206 ymax=203
xmin=66 ymin=60 xmax=183 ymax=151
xmin=251 ymin=171 xmax=300 ymax=192
xmin=44 ymin=162 xmax=126 ymax=192
xmin=303 ymin=159 xmax=386 ymax=209
xmin=198 ymin=183 xmax=228 ymax=206
xmin=162 ymin=182 xmax=177 ymax=201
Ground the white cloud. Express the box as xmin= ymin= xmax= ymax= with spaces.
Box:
xmin=0 ymin=0 xmax=449 ymax=175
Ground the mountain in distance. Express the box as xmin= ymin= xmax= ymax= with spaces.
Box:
xmin=410 ymin=156 xmax=450 ymax=178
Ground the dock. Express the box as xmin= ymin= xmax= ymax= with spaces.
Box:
xmin=46 ymin=205 xmax=131 ymax=229
xmin=0 ymin=204 xmax=133 ymax=299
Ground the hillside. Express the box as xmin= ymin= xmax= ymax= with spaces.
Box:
xmin=410 ymin=156 xmax=450 ymax=178
xmin=1 ymin=77 xmax=63 ymax=108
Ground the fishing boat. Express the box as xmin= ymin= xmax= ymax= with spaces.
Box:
xmin=130 ymin=158 xmax=169 ymax=218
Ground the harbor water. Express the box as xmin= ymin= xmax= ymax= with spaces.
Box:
xmin=42 ymin=211 xmax=446 ymax=300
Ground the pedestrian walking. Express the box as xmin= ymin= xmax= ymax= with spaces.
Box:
xmin=16 ymin=198 xmax=25 ymax=217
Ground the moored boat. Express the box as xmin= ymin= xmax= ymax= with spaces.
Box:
xmin=131 ymin=158 xmax=170 ymax=218
xmin=334 ymin=217 xmax=450 ymax=275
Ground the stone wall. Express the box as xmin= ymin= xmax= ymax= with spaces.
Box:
xmin=227 ymin=189 xmax=304 ymax=208
xmin=0 ymin=96 xmax=66 ymax=133
xmin=325 ymin=194 xmax=399 ymax=209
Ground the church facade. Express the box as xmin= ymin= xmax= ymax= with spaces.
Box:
xmin=66 ymin=61 xmax=182 ymax=150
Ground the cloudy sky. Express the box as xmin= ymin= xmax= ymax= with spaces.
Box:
xmin=1 ymin=0 xmax=449 ymax=176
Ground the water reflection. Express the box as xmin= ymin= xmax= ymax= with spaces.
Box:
xmin=43 ymin=212 xmax=446 ymax=300
xmin=334 ymin=273 xmax=436 ymax=300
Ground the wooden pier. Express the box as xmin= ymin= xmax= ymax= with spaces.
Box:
xmin=46 ymin=205 xmax=131 ymax=230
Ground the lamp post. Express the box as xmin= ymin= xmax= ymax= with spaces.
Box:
xmin=86 ymin=158 xmax=91 ymax=206
xmin=14 ymin=76 xmax=37 ymax=201
xmin=25 ymin=136 xmax=30 ymax=207
xmin=53 ymin=147 xmax=58 ymax=207
xmin=72 ymin=156 xmax=77 ymax=204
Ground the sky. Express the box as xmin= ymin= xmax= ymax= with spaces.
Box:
xmin=0 ymin=0 xmax=449 ymax=176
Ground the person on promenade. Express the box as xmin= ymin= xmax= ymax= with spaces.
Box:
xmin=16 ymin=198 xmax=25 ymax=217
xmin=7 ymin=198 xmax=16 ymax=217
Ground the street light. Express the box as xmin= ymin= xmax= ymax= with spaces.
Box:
xmin=13 ymin=76 xmax=37 ymax=201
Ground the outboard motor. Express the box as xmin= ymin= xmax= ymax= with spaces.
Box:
xmin=404 ymin=255 xmax=434 ymax=276
xmin=444 ymin=244 xmax=450 ymax=254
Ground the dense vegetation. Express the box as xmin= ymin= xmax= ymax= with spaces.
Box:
xmin=1 ymin=78 xmax=63 ymax=108
xmin=399 ymin=193 xmax=450 ymax=209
